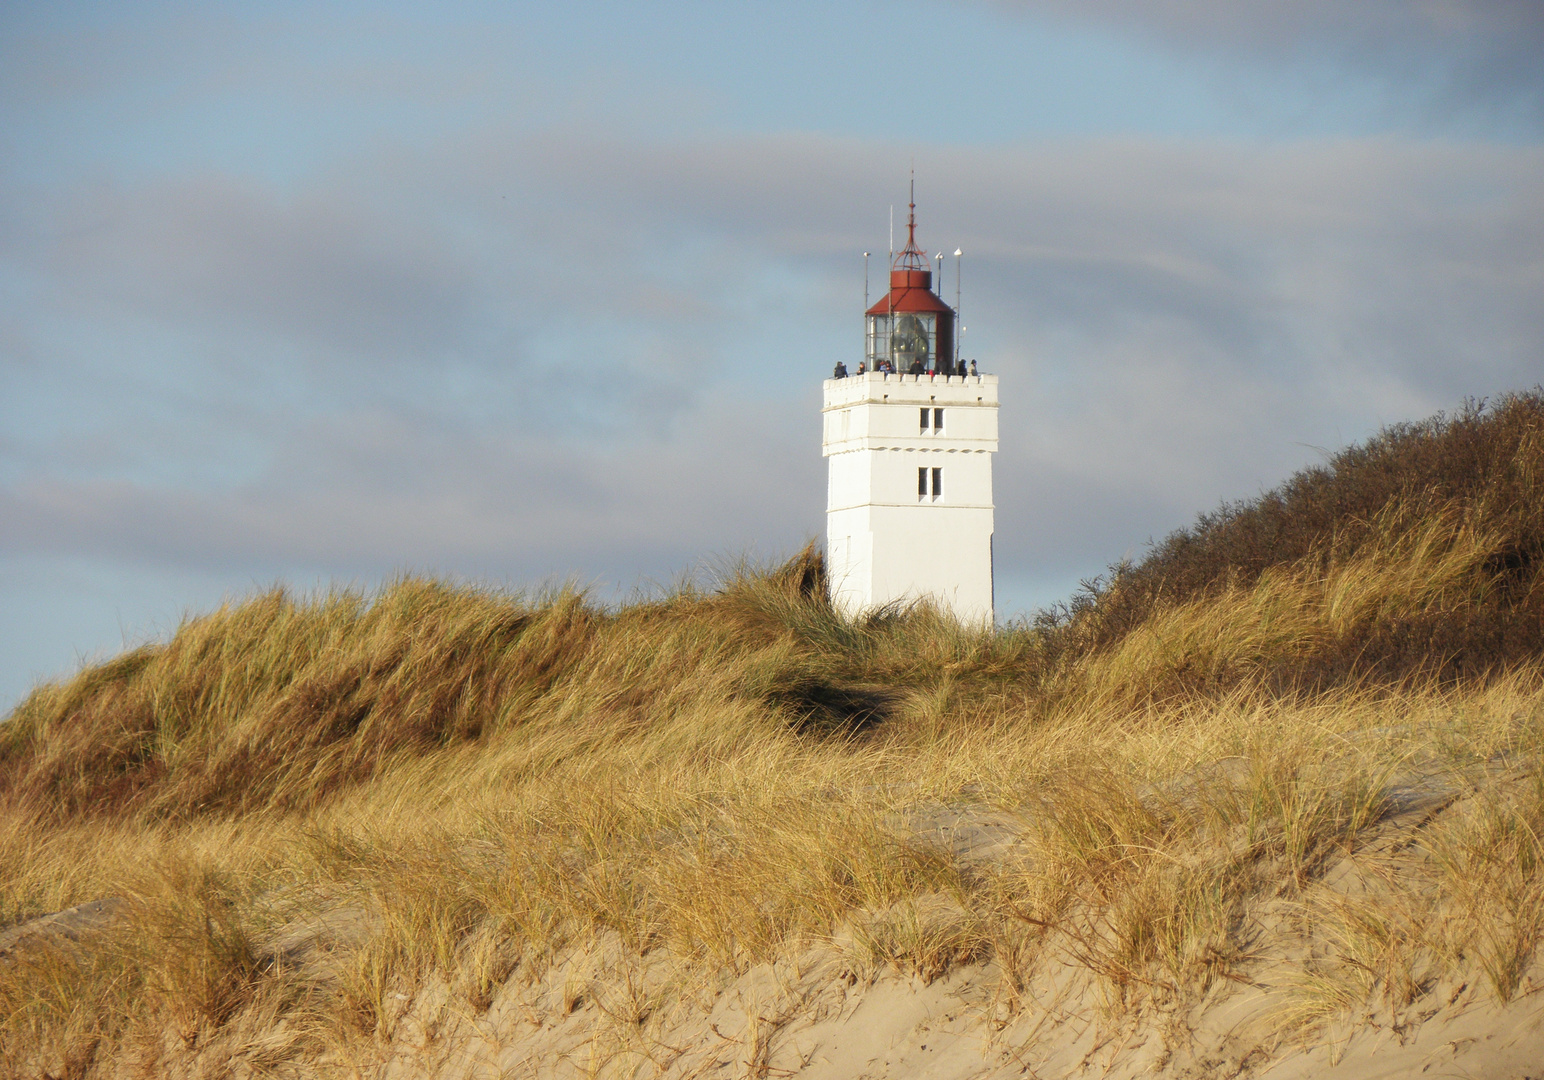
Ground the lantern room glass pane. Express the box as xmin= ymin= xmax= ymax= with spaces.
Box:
xmin=866 ymin=313 xmax=939 ymax=371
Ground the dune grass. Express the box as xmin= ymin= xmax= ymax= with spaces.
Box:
xmin=5 ymin=393 xmax=1544 ymax=1075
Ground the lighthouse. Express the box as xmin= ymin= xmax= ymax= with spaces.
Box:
xmin=822 ymin=196 xmax=999 ymax=624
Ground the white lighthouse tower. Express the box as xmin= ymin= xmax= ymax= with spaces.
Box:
xmin=822 ymin=196 xmax=999 ymax=624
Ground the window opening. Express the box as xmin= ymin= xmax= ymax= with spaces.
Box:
xmin=918 ymin=467 xmax=944 ymax=501
xmin=933 ymin=408 xmax=944 ymax=432
xmin=919 ymin=407 xmax=930 ymax=432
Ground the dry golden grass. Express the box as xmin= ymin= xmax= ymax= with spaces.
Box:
xmin=4 ymin=561 xmax=1543 ymax=1073
xmin=5 ymin=397 xmax=1544 ymax=1075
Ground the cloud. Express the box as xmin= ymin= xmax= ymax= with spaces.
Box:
xmin=992 ymin=0 xmax=1544 ymax=123
xmin=999 ymin=0 xmax=1544 ymax=51
xmin=499 ymin=129 xmax=1544 ymax=564
xmin=20 ymin=175 xmax=480 ymax=361
xmin=3 ymin=127 xmax=1541 ymax=611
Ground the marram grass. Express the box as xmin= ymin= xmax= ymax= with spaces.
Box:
xmin=5 ymin=393 xmax=1544 ymax=1074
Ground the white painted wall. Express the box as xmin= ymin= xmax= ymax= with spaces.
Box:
xmin=822 ymin=372 xmax=999 ymax=624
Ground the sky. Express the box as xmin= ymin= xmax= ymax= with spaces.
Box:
xmin=2 ymin=0 xmax=1542 ymax=711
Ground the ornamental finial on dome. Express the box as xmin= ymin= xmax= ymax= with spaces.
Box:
xmin=893 ymin=172 xmax=928 ymax=272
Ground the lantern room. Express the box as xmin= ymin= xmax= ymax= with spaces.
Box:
xmin=865 ymin=198 xmax=958 ymax=375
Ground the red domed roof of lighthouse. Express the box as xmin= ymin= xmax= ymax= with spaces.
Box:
xmin=867 ymin=270 xmax=954 ymax=316
xmin=866 ymin=193 xmax=954 ymax=317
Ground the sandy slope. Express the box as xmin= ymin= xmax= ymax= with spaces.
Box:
xmin=10 ymin=761 xmax=1544 ymax=1078
xmin=20 ymin=924 xmax=1541 ymax=1078
xmin=349 ymin=936 xmax=1544 ymax=1079
xmin=283 ymin=760 xmax=1544 ymax=1079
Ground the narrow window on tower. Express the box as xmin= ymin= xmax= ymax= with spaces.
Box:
xmin=919 ymin=407 xmax=930 ymax=433
xmin=918 ymin=467 xmax=928 ymax=500
xmin=934 ymin=408 xmax=944 ymax=433
xmin=932 ymin=467 xmax=943 ymax=501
